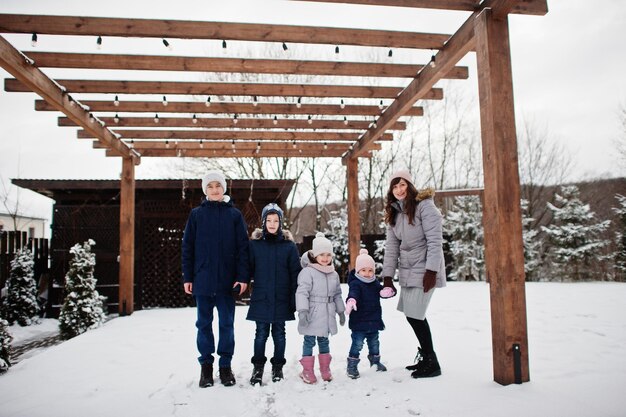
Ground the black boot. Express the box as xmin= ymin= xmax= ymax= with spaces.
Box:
xmin=219 ymin=366 xmax=236 ymax=386
xmin=411 ymin=351 xmax=441 ymax=378
xmin=199 ymin=363 xmax=214 ymax=388
xmin=406 ymin=347 xmax=424 ymax=371
xmin=271 ymin=364 xmax=284 ymax=382
xmin=250 ymin=363 xmax=264 ymax=386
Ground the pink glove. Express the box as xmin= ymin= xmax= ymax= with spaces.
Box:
xmin=345 ymin=298 xmax=357 ymax=315
xmin=380 ymin=287 xmax=396 ymax=299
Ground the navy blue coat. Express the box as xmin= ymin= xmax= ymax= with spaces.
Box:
xmin=246 ymin=229 xmax=301 ymax=323
xmin=181 ymin=197 xmax=250 ymax=296
xmin=346 ymin=269 xmax=385 ymax=332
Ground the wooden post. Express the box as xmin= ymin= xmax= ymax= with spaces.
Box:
xmin=346 ymin=157 xmax=360 ymax=269
xmin=474 ymin=9 xmax=529 ymax=385
xmin=119 ymin=156 xmax=135 ymax=315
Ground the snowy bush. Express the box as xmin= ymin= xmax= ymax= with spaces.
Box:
xmin=521 ymin=199 xmax=542 ymax=280
xmin=59 ymin=240 xmax=107 ymax=340
xmin=2 ymin=247 xmax=40 ymax=326
xmin=324 ymin=208 xmax=350 ymax=278
xmin=541 ymin=186 xmax=611 ymax=281
xmin=445 ymin=196 xmax=485 ymax=281
xmin=0 ymin=318 xmax=11 ymax=373
xmin=613 ymin=194 xmax=626 ymax=281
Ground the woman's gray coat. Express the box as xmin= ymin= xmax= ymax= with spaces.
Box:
xmin=381 ymin=189 xmax=447 ymax=289
xmin=295 ymin=253 xmax=345 ymax=337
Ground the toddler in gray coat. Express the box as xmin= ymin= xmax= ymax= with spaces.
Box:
xmin=296 ymin=232 xmax=346 ymax=384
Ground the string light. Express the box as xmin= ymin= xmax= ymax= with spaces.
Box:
xmin=199 ymin=139 xmax=204 ymax=148
xmin=379 ymin=100 xmax=384 ymax=109
xmin=192 ymin=114 xmax=198 ymax=124
xmin=222 ymin=40 xmax=227 ymax=49
xmin=292 ymin=140 xmax=297 ymax=149
xmin=88 ymin=113 xmax=94 ymax=123
xmin=31 ymin=33 xmax=38 ymax=47
xmin=162 ymin=96 xmax=168 ymax=106
xmin=307 ymin=115 xmax=312 ymax=125
xmin=256 ymin=141 xmax=261 ymax=154
xmin=372 ymin=118 xmax=378 ymax=128
xmin=97 ymin=36 xmax=102 ymax=50
xmin=162 ymin=39 xmax=172 ymax=50
xmin=273 ymin=115 xmax=278 ymax=125
xmin=231 ymin=139 xmax=236 ymax=152
xmin=205 ymin=96 xmax=211 ymax=107
xmin=154 ymin=113 xmax=160 ymax=123
xmin=297 ymin=97 xmax=302 ymax=108
xmin=335 ymin=45 xmax=339 ymax=54
xmin=429 ymin=53 xmax=437 ymax=68
xmin=165 ymin=140 xmax=169 ymax=148
xmin=114 ymin=113 xmax=120 ymax=123
xmin=324 ymin=142 xmax=328 ymax=150
xmin=253 ymin=96 xmax=258 ymax=107
xmin=343 ymin=116 xmax=348 ymax=126
xmin=233 ymin=114 xmax=238 ymax=124
xmin=388 ymin=48 xmax=393 ymax=58
xmin=114 ymin=95 xmax=119 ymax=106
xmin=282 ymin=42 xmax=288 ymax=51
xmin=340 ymin=99 xmax=345 ymax=109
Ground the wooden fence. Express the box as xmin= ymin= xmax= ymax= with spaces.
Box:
xmin=0 ymin=231 xmax=49 ymax=294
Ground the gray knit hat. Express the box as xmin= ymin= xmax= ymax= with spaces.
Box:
xmin=311 ymin=232 xmax=333 ymax=257
xmin=201 ymin=170 xmax=227 ymax=195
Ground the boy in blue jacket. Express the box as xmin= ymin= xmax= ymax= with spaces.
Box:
xmin=345 ymin=249 xmax=388 ymax=379
xmin=182 ymin=170 xmax=250 ymax=388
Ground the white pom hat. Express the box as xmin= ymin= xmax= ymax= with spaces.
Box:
xmin=311 ymin=232 xmax=333 ymax=257
xmin=201 ymin=170 xmax=227 ymax=195
xmin=355 ymin=248 xmax=375 ymax=273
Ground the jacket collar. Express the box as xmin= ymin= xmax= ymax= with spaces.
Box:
xmin=201 ymin=194 xmax=232 ymax=207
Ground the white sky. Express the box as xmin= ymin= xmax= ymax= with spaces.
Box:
xmin=1 ymin=0 xmax=625 ymax=220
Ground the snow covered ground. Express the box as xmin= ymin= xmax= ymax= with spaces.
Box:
xmin=1 ymin=282 xmax=625 ymax=417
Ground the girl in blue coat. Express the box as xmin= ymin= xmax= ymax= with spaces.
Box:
xmin=182 ymin=171 xmax=250 ymax=388
xmin=246 ymin=203 xmax=301 ymax=386
xmin=345 ymin=249 xmax=388 ymax=379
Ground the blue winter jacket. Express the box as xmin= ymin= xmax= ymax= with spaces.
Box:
xmin=181 ymin=196 xmax=250 ymax=296
xmin=346 ymin=269 xmax=385 ymax=332
xmin=246 ymin=229 xmax=301 ymax=323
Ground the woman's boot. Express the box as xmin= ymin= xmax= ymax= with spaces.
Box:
xmin=410 ymin=351 xmax=441 ymax=378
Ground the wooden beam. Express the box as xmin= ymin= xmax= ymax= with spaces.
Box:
xmin=94 ymin=140 xmax=381 ymax=152
xmin=0 ymin=14 xmax=450 ymax=49
xmin=342 ymin=2 xmax=476 ymax=161
xmin=78 ymin=129 xmax=394 ymax=141
xmin=105 ymin=148 xmax=365 ymax=158
xmin=37 ymin=99 xmax=425 ymax=117
xmin=6 ymin=78 xmax=444 ymax=100
xmin=60 ymin=116 xmax=407 ymax=131
xmin=118 ymin=156 xmax=135 ymax=315
xmin=293 ymin=0 xmax=548 ymax=15
xmin=26 ymin=52 xmax=469 ymax=80
xmin=474 ymin=9 xmax=528 ymax=385
xmin=0 ymin=35 xmax=137 ymax=161
xmin=346 ymin=157 xmax=361 ymax=267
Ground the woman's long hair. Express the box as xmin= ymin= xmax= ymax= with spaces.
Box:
xmin=384 ymin=177 xmax=419 ymax=226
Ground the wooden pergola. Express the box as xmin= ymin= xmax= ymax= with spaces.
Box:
xmin=0 ymin=0 xmax=547 ymax=385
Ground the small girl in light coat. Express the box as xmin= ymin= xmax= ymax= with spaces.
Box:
xmin=296 ymin=232 xmax=346 ymax=384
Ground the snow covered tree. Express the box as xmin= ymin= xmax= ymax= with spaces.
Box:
xmin=613 ymin=194 xmax=626 ymax=281
xmin=0 ymin=318 xmax=12 ymax=373
xmin=521 ymin=199 xmax=542 ymax=280
xmin=541 ymin=186 xmax=611 ymax=281
xmin=2 ymin=247 xmax=39 ymax=326
xmin=444 ymin=196 xmax=485 ymax=281
xmin=324 ymin=208 xmax=350 ymax=279
xmin=59 ymin=239 xmax=106 ymax=340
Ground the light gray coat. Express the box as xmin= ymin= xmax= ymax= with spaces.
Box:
xmin=381 ymin=190 xmax=447 ymax=289
xmin=295 ymin=252 xmax=345 ymax=337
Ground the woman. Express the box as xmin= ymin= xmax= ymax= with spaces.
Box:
xmin=381 ymin=169 xmax=446 ymax=378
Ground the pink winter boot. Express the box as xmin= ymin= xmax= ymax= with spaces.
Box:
xmin=318 ymin=353 xmax=333 ymax=382
xmin=299 ymin=356 xmax=317 ymax=384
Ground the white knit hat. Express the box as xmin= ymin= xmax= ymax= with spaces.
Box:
xmin=355 ymin=248 xmax=375 ymax=273
xmin=311 ymin=232 xmax=333 ymax=257
xmin=201 ymin=170 xmax=227 ymax=195
xmin=390 ymin=169 xmax=413 ymax=185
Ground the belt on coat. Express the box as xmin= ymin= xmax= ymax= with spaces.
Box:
xmin=309 ymin=296 xmax=334 ymax=303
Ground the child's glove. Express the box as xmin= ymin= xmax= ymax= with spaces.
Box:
xmin=380 ymin=276 xmax=397 ymax=298
xmin=423 ymin=270 xmax=437 ymax=293
xmin=298 ymin=310 xmax=309 ymax=327
xmin=345 ymin=298 xmax=357 ymax=315
xmin=338 ymin=312 xmax=346 ymax=326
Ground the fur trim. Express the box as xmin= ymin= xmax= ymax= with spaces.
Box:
xmin=251 ymin=228 xmax=294 ymax=241
xmin=416 ymin=187 xmax=435 ymax=201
